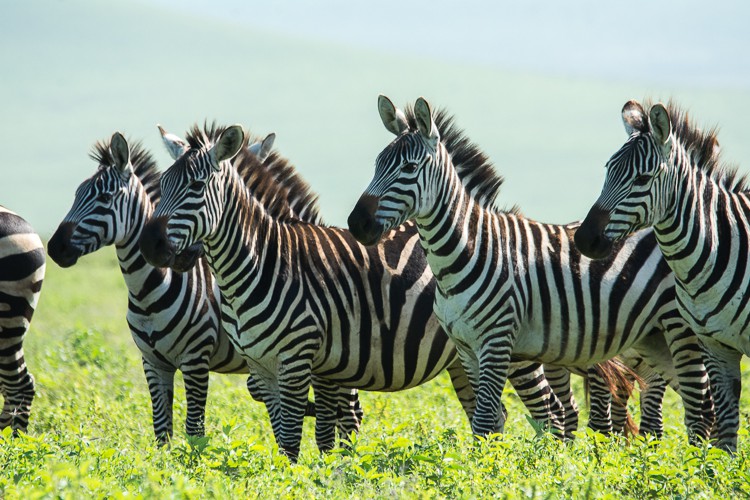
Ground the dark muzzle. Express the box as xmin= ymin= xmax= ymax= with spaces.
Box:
xmin=47 ymin=222 xmax=82 ymax=268
xmin=574 ymin=205 xmax=614 ymax=259
xmin=348 ymin=194 xmax=384 ymax=246
xmin=139 ymin=216 xmax=176 ymax=268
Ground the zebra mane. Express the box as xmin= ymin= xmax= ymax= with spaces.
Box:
xmin=184 ymin=122 xmax=323 ymax=224
xmin=654 ymin=100 xmax=746 ymax=192
xmin=403 ymin=105 xmax=515 ymax=212
xmin=89 ymin=139 xmax=161 ymax=205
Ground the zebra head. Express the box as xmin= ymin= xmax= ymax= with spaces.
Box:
xmin=48 ymin=132 xmax=145 ymax=268
xmin=349 ymin=95 xmax=442 ymax=245
xmin=139 ymin=125 xmax=245 ymax=268
xmin=575 ymin=100 xmax=673 ymax=259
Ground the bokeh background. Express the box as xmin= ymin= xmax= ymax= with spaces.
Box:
xmin=2 ymin=0 xmax=749 ymax=235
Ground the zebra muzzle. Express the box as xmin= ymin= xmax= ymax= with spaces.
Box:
xmin=139 ymin=216 xmax=176 ymax=268
xmin=574 ymin=205 xmax=614 ymax=259
xmin=348 ymin=194 xmax=385 ymax=246
xmin=48 ymin=221 xmax=83 ymax=268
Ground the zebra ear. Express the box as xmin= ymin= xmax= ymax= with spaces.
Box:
xmin=378 ymin=95 xmax=408 ymax=135
xmin=158 ymin=124 xmax=189 ymax=160
xmin=414 ymin=97 xmax=439 ymax=147
xmin=210 ymin=125 xmax=245 ymax=169
xmin=649 ymin=103 xmax=672 ymax=146
xmin=621 ymin=100 xmax=648 ymax=135
xmin=248 ymin=133 xmax=275 ymax=162
xmin=110 ymin=132 xmax=132 ymax=178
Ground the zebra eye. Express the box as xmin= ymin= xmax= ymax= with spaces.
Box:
xmin=98 ymin=193 xmax=113 ymax=203
xmin=634 ymin=173 xmax=652 ymax=184
xmin=190 ymin=179 xmax=206 ymax=188
xmin=402 ymin=162 xmax=418 ymax=173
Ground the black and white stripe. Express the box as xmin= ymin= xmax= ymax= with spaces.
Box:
xmin=0 ymin=207 xmax=44 ymax=434
xmin=47 ymin=132 xmax=336 ymax=444
xmin=576 ymin=100 xmax=749 ymax=452
xmin=348 ymin=96 xmax=714 ymax=443
xmin=138 ymin=123 xmax=577 ymax=461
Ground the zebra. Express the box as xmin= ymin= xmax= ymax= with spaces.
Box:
xmin=0 ymin=207 xmax=45 ymax=434
xmin=347 ymin=95 xmax=715 ymax=444
xmin=46 ymin=132 xmax=348 ymax=445
xmin=136 ymin=122 xmax=598 ymax=461
xmin=574 ymin=99 xmax=749 ymax=452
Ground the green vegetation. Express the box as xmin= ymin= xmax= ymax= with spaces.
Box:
xmin=0 ymin=249 xmax=748 ymax=498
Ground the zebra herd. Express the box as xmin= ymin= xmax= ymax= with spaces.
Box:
xmin=1 ymin=95 xmax=747 ymax=462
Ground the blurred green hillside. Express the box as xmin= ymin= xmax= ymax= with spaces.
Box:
xmin=2 ymin=0 xmax=749 ymax=235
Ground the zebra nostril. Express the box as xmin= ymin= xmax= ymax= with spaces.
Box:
xmin=139 ymin=217 xmax=175 ymax=267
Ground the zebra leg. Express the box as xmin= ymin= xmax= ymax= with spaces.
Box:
xmin=663 ymin=330 xmax=715 ymax=445
xmin=586 ymin=367 xmax=613 ymax=435
xmin=0 ymin=369 xmax=35 ymax=435
xmin=615 ymin=349 xmax=669 ymax=438
xmin=335 ymin=387 xmax=363 ymax=443
xmin=181 ymin=361 xmax=210 ymax=437
xmin=540 ymin=365 xmax=579 ymax=439
xmin=446 ymin=357 xmax=476 ymax=425
xmin=247 ymin=375 xmax=316 ymax=416
xmin=0 ymin=325 xmax=35 ymax=434
xmin=142 ymin=358 xmax=176 ymax=445
xmin=507 ymin=362 xmax=566 ymax=438
xmin=472 ymin=339 xmax=514 ymax=437
xmin=309 ymin=377 xmax=338 ymax=453
xmin=637 ymin=373 xmax=667 ymax=439
xmin=273 ymin=360 xmax=315 ymax=462
xmin=701 ymin=338 xmax=742 ymax=452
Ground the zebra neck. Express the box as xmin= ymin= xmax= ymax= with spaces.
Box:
xmin=114 ymin=198 xmax=170 ymax=299
xmin=653 ymin=152 xmax=745 ymax=299
xmin=414 ymin=167 xmax=508 ymax=295
xmin=203 ymin=179 xmax=284 ymax=297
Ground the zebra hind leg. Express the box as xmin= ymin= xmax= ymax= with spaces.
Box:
xmin=142 ymin=359 xmax=176 ymax=445
xmin=542 ymin=365 xmax=579 ymax=440
xmin=635 ymin=373 xmax=667 ymax=439
xmin=506 ymin=362 xmax=566 ymax=438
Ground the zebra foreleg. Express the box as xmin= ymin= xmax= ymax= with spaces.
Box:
xmin=664 ymin=330 xmax=715 ymax=445
xmin=445 ymin=357 xmax=477 ymax=425
xmin=142 ymin=359 xmax=176 ymax=445
xmin=0 ymin=371 xmax=35 ymax=435
xmin=273 ymin=358 xmax=316 ymax=463
xmin=701 ymin=338 xmax=742 ymax=453
xmin=335 ymin=387 xmax=363 ymax=443
xmin=181 ymin=361 xmax=210 ymax=437
xmin=309 ymin=377 xmax=338 ymax=453
xmin=471 ymin=339 xmax=514 ymax=437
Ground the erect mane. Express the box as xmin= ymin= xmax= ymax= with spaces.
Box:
xmin=185 ymin=122 xmax=323 ymax=224
xmin=89 ymin=138 xmax=161 ymax=205
xmin=654 ymin=100 xmax=746 ymax=192
xmin=403 ymin=105 xmax=516 ymax=212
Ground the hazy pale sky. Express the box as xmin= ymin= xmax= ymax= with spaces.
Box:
xmin=149 ymin=0 xmax=749 ymax=88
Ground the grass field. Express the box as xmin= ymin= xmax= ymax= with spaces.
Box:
xmin=0 ymin=249 xmax=749 ymax=498
xmin=3 ymin=1 xmax=750 ymax=497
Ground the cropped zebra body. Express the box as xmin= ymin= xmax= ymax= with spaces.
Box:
xmin=348 ymin=96 xmax=714 ymax=442
xmin=47 ymin=134 xmax=273 ymax=443
xmin=576 ymin=100 xmax=750 ymax=451
xmin=0 ymin=207 xmax=44 ymax=434
xmin=139 ymin=124 xmax=573 ymax=461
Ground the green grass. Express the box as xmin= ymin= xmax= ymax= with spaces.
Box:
xmin=1 ymin=249 xmax=749 ymax=498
